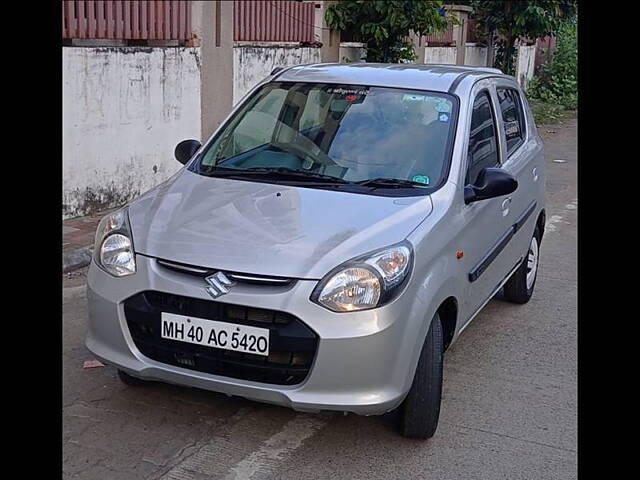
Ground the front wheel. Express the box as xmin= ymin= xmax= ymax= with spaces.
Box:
xmin=399 ymin=313 xmax=444 ymax=439
xmin=503 ymin=226 xmax=541 ymax=304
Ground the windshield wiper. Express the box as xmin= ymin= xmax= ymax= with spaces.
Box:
xmin=355 ymin=177 xmax=429 ymax=189
xmin=204 ymin=166 xmax=351 ymax=184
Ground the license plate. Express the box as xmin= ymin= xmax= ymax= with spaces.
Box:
xmin=160 ymin=312 xmax=270 ymax=356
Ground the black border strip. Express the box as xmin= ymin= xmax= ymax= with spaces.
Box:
xmin=468 ymin=200 xmax=538 ymax=282
xmin=514 ymin=201 xmax=537 ymax=234
xmin=271 ymin=65 xmax=297 ymax=79
xmin=496 ymin=87 xmax=526 ymax=156
xmin=464 ymin=88 xmax=501 ymax=185
xmin=448 ymin=73 xmax=513 ymax=95
xmin=447 ymin=72 xmax=474 ymax=94
xmin=271 ymin=63 xmax=316 ymax=80
xmin=469 ymin=226 xmax=515 ymax=282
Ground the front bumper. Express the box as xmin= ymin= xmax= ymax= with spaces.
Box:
xmin=86 ymin=254 xmax=427 ymax=415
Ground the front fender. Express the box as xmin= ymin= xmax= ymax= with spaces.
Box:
xmin=397 ymin=182 xmax=465 ymax=394
xmin=394 ymin=269 xmax=462 ymax=397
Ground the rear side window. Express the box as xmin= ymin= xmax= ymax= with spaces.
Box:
xmin=496 ymin=88 xmax=525 ymax=155
xmin=466 ymin=91 xmax=499 ymax=185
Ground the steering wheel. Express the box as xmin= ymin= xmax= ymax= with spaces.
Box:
xmin=271 ymin=136 xmax=337 ymax=168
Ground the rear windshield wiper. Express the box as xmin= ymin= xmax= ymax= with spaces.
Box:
xmin=355 ymin=177 xmax=429 ymax=189
xmin=203 ymin=166 xmax=351 ymax=185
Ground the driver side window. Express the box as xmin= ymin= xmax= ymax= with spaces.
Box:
xmin=466 ymin=91 xmax=499 ymax=185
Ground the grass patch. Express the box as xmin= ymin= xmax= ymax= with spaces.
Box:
xmin=530 ymin=99 xmax=576 ymax=126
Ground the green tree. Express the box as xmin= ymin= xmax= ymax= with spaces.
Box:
xmin=470 ymin=0 xmax=577 ymax=74
xmin=325 ymin=0 xmax=448 ymax=63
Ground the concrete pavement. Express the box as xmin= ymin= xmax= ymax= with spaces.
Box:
xmin=63 ymin=117 xmax=577 ymax=479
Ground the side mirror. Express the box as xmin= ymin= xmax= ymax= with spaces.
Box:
xmin=464 ymin=167 xmax=518 ymax=204
xmin=174 ymin=139 xmax=202 ymax=165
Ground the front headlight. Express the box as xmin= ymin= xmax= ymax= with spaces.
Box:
xmin=312 ymin=242 xmax=413 ymax=312
xmin=93 ymin=208 xmax=136 ymax=277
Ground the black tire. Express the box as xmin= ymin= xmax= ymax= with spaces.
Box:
xmin=399 ymin=313 xmax=444 ymax=439
xmin=117 ymin=369 xmax=147 ymax=386
xmin=503 ymin=226 xmax=541 ymax=304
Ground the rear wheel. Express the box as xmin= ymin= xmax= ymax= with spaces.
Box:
xmin=399 ymin=313 xmax=444 ymax=439
xmin=117 ymin=369 xmax=147 ymax=386
xmin=503 ymin=226 xmax=541 ymax=304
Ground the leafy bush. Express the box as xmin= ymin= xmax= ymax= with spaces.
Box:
xmin=527 ymin=20 xmax=577 ymax=110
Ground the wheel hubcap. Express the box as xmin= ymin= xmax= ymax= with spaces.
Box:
xmin=526 ymin=236 xmax=539 ymax=290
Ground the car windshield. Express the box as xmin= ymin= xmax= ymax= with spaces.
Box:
xmin=195 ymin=82 xmax=457 ymax=191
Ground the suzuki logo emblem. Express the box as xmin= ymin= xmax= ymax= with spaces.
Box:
xmin=205 ymin=271 xmax=235 ymax=298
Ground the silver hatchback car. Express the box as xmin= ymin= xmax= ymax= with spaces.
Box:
xmin=86 ymin=63 xmax=545 ymax=439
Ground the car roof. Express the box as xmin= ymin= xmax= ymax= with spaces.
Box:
xmin=275 ymin=63 xmax=510 ymax=95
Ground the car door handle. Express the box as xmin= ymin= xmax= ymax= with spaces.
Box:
xmin=501 ymin=197 xmax=511 ymax=216
xmin=532 ymin=167 xmax=539 ymax=182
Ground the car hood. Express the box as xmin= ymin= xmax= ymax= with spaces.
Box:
xmin=129 ymin=169 xmax=433 ymax=279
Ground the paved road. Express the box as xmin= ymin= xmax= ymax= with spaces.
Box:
xmin=63 ymin=118 xmax=577 ymax=480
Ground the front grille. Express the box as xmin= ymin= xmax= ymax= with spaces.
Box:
xmin=156 ymin=258 xmax=294 ymax=287
xmin=123 ymin=291 xmax=318 ymax=386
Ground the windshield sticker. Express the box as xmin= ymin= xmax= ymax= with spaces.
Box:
xmin=412 ymin=174 xmax=430 ymax=185
xmin=438 ymin=113 xmax=450 ymax=122
xmin=327 ymin=87 xmax=369 ymax=96
xmin=327 ymin=87 xmax=368 ymax=105
xmin=403 ymin=93 xmax=427 ymax=102
xmin=434 ymin=101 xmax=452 ymax=113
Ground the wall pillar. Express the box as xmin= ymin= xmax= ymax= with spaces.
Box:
xmin=197 ymin=0 xmax=234 ymax=141
xmin=409 ymin=32 xmax=426 ymax=63
xmin=486 ymin=30 xmax=496 ymax=68
xmin=317 ymin=1 xmax=340 ymax=62
xmin=515 ymin=44 xmax=537 ymax=89
xmin=445 ymin=4 xmax=473 ymax=65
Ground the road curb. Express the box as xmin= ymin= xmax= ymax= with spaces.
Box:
xmin=63 ymin=246 xmax=93 ymax=273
